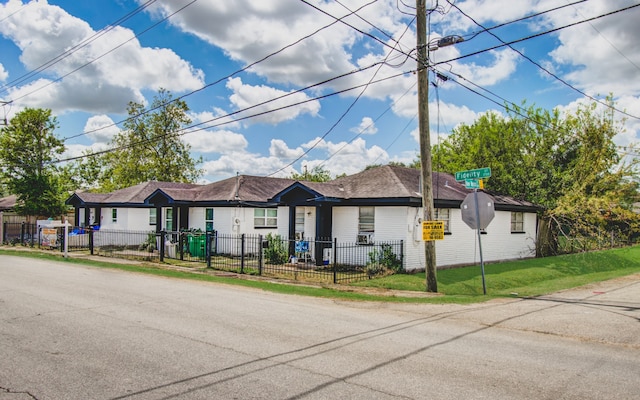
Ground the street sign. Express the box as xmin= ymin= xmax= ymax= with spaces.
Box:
xmin=422 ymin=221 xmax=445 ymax=241
xmin=455 ymin=167 xmax=491 ymax=181
xmin=464 ymin=179 xmax=480 ymax=189
xmin=461 ymin=192 xmax=495 ymax=230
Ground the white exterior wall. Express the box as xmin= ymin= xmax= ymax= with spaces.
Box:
xmin=342 ymin=206 xmax=539 ymax=271
xmin=332 ymin=207 xmax=358 ymax=243
xmin=186 ymin=206 xmax=289 ymax=237
xmin=127 ymin=208 xmax=154 ymax=231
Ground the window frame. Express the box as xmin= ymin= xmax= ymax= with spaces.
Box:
xmin=511 ymin=211 xmax=524 ymax=233
xmin=357 ymin=206 xmax=375 ymax=244
xmin=254 ymin=208 xmax=278 ymax=228
xmin=435 ymin=208 xmax=451 ymax=234
xmin=165 ymin=208 xmax=174 ymax=231
xmin=111 ymin=208 xmax=117 ymax=223
xmin=149 ymin=208 xmax=157 ymax=226
xmin=205 ymin=208 xmax=214 ymax=232
xmin=295 ymin=208 xmax=305 ymax=240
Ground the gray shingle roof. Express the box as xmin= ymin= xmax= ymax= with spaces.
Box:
xmin=66 ymin=165 xmax=538 ymax=210
xmin=72 ymin=181 xmax=200 ymax=205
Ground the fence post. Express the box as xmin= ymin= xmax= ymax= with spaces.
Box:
xmin=179 ymin=232 xmax=184 ymax=260
xmin=59 ymin=226 xmax=65 ymax=253
xmin=400 ymin=239 xmax=404 ymax=271
xmin=240 ymin=233 xmax=246 ymax=274
xmin=21 ymin=222 xmax=25 ymax=244
xmin=333 ymin=238 xmax=337 ymax=284
xmin=2 ymin=221 xmax=5 ymax=243
xmin=159 ymin=231 xmax=165 ymax=262
xmin=258 ymin=234 xmax=263 ymax=276
xmin=206 ymin=232 xmax=211 ymax=268
xmin=89 ymin=227 xmax=94 ymax=255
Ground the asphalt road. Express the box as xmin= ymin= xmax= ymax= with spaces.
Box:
xmin=1 ymin=255 xmax=639 ymax=400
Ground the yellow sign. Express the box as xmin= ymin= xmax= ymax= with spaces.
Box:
xmin=422 ymin=221 xmax=445 ymax=241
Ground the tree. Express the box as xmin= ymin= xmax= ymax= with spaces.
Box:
xmin=290 ymin=165 xmax=332 ymax=182
xmin=95 ymin=89 xmax=202 ymax=191
xmin=431 ymin=98 xmax=640 ymax=255
xmin=0 ymin=108 xmax=68 ymax=218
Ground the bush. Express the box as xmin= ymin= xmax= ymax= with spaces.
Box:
xmin=264 ymin=233 xmax=288 ymax=264
xmin=367 ymin=244 xmax=403 ymax=275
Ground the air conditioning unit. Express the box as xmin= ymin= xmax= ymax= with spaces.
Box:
xmin=357 ymin=233 xmax=374 ymax=245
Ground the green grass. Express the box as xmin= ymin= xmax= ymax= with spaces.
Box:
xmin=2 ymin=245 xmax=640 ymax=304
xmin=354 ymin=246 xmax=640 ymax=299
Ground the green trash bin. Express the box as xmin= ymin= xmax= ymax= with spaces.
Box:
xmin=188 ymin=235 xmax=206 ymax=258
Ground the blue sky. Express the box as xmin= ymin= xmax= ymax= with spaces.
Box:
xmin=1 ymin=0 xmax=639 ymax=183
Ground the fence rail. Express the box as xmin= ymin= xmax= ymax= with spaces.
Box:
xmin=2 ymin=225 xmax=405 ymax=284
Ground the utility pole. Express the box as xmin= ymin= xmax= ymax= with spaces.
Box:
xmin=416 ymin=0 xmax=438 ymax=292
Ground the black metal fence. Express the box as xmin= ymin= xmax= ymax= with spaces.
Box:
xmin=2 ymin=222 xmax=37 ymax=246
xmin=6 ymin=226 xmax=405 ymax=284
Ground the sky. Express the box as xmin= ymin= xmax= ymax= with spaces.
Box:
xmin=0 ymin=0 xmax=639 ymax=184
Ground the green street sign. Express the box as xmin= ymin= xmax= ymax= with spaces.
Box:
xmin=464 ymin=179 xmax=480 ymax=189
xmin=455 ymin=167 xmax=491 ymax=181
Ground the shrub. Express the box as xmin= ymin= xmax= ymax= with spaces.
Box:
xmin=264 ymin=233 xmax=288 ymax=264
xmin=367 ymin=243 xmax=403 ymax=275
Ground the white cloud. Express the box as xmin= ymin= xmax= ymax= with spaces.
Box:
xmin=557 ymin=95 xmax=640 ymax=148
xmin=350 ymin=117 xmax=378 ymax=135
xmin=83 ymin=115 xmax=120 ymax=144
xmin=226 ymin=77 xmax=320 ymax=125
xmin=443 ymin=49 xmax=520 ymax=87
xmin=0 ymin=63 xmax=7 ymax=81
xmin=189 ymin=108 xmax=241 ymax=130
xmin=183 ymin=129 xmax=248 ymax=154
xmin=200 ymin=151 xmax=296 ymax=182
xmin=545 ymin=0 xmax=640 ymax=97
xmin=300 ymin=137 xmax=388 ymax=176
xmin=0 ymin=0 xmax=204 ymax=114
xmin=440 ymin=0 xmax=538 ymax=32
xmin=269 ymin=139 xmax=305 ymax=159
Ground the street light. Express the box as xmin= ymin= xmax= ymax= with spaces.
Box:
xmin=417 ymin=0 xmax=464 ymax=292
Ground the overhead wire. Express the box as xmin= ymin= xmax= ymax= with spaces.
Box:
xmin=0 ymin=0 xmax=159 ymax=95
xmin=444 ymin=0 xmax=640 ymax=121
xmin=569 ymin=1 xmax=640 ymax=73
xmin=62 ymin=0 xmax=381 ymax=143
xmin=460 ymin=0 xmax=588 ymax=42
xmin=7 ymin=0 xmax=197 ymax=104
xmin=53 ymin=67 xmax=413 ymax=164
xmin=310 ymin=8 xmax=418 ymax=170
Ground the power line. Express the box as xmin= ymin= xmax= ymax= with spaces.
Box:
xmin=0 ymin=0 xmax=159 ymax=95
xmin=569 ymin=1 xmax=640 ymax=74
xmin=62 ymin=0 xmax=380 ymax=143
xmin=460 ymin=0 xmax=588 ymax=42
xmin=444 ymin=0 xmax=640 ymax=121
xmin=53 ymin=67 xmax=412 ymax=165
xmin=6 ymin=0 xmax=197 ymax=104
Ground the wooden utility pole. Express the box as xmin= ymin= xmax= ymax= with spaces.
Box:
xmin=416 ymin=0 xmax=438 ymax=292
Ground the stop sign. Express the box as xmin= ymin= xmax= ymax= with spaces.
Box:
xmin=461 ymin=192 xmax=495 ymax=230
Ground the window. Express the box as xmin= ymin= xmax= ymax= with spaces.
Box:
xmin=435 ymin=208 xmax=451 ymax=233
xmin=357 ymin=206 xmax=374 ymax=244
xmin=149 ymin=209 xmax=157 ymax=225
xmin=254 ymin=208 xmax=277 ymax=228
xmin=295 ymin=208 xmax=305 ymax=240
xmin=205 ymin=208 xmax=214 ymax=232
xmin=165 ymin=208 xmax=173 ymax=231
xmin=511 ymin=212 xmax=524 ymax=233
xmin=111 ymin=208 xmax=117 ymax=223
